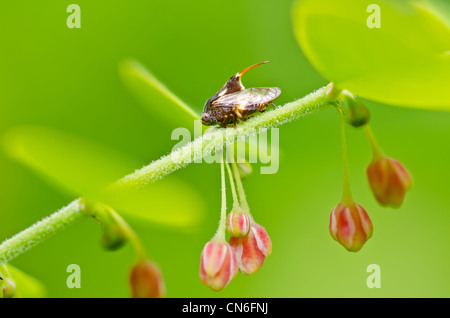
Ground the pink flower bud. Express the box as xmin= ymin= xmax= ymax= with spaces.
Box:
xmin=329 ymin=201 xmax=373 ymax=252
xmin=229 ymin=222 xmax=272 ymax=275
xmin=129 ymin=260 xmax=165 ymax=298
xmin=227 ymin=206 xmax=250 ymax=238
xmin=200 ymin=240 xmax=237 ymax=291
xmin=367 ymin=156 xmax=412 ymax=208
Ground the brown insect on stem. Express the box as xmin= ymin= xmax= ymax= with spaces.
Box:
xmin=201 ymin=61 xmax=281 ymax=128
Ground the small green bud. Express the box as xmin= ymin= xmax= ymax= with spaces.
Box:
xmin=237 ymin=161 xmax=253 ymax=179
xmin=343 ymin=93 xmax=370 ymax=127
xmin=87 ymin=201 xmax=128 ymax=251
xmin=101 ymin=223 xmax=128 ymax=251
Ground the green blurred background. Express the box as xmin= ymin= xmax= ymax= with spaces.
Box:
xmin=1 ymin=0 xmax=449 ymax=297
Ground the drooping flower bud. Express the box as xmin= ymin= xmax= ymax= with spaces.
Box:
xmin=200 ymin=240 xmax=237 ymax=291
xmin=229 ymin=222 xmax=272 ymax=275
xmin=329 ymin=201 xmax=373 ymax=252
xmin=101 ymin=223 xmax=127 ymax=251
xmin=343 ymin=93 xmax=370 ymax=128
xmin=227 ymin=206 xmax=250 ymax=238
xmin=367 ymin=156 xmax=412 ymax=208
xmin=129 ymin=260 xmax=165 ymax=298
xmin=82 ymin=199 xmax=128 ymax=251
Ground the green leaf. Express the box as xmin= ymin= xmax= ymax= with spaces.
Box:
xmin=119 ymin=59 xmax=201 ymax=127
xmin=100 ymin=178 xmax=205 ymax=229
xmin=1 ymin=126 xmax=205 ymax=228
xmin=2 ymin=126 xmax=137 ymax=196
xmin=423 ymin=0 xmax=450 ymax=27
xmin=292 ymin=0 xmax=450 ymax=109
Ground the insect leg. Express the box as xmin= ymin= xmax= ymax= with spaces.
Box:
xmin=258 ymin=103 xmax=269 ymax=113
xmin=270 ymin=102 xmax=279 ymax=108
xmin=230 ymin=113 xmax=239 ymax=128
xmin=235 ymin=109 xmax=247 ymax=121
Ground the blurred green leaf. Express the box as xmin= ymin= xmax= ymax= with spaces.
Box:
xmin=119 ymin=59 xmax=201 ymax=127
xmin=2 ymin=126 xmax=137 ymax=196
xmin=292 ymin=0 xmax=450 ymax=109
xmin=2 ymin=265 xmax=46 ymax=298
xmin=101 ymin=178 xmax=204 ymax=230
xmin=423 ymin=0 xmax=450 ymax=27
xmin=1 ymin=126 xmax=205 ymax=228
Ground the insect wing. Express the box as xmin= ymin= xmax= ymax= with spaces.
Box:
xmin=211 ymin=87 xmax=281 ymax=110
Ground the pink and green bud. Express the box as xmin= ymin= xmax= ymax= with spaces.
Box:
xmin=200 ymin=240 xmax=237 ymax=291
xmin=329 ymin=201 xmax=373 ymax=252
xmin=229 ymin=222 xmax=272 ymax=275
xmin=367 ymin=156 xmax=412 ymax=208
xmin=227 ymin=206 xmax=250 ymax=238
xmin=129 ymin=260 xmax=165 ymax=298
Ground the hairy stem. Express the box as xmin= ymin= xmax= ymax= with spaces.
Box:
xmin=0 ymin=200 xmax=85 ymax=265
xmin=225 ymin=162 xmax=239 ymax=207
xmin=231 ymin=161 xmax=252 ymax=220
xmin=214 ymin=161 xmax=227 ymax=242
xmin=0 ymin=85 xmax=332 ymax=264
xmin=111 ymin=86 xmax=331 ymax=189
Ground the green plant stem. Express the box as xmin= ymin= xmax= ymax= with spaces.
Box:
xmin=111 ymin=86 xmax=331 ymax=189
xmin=0 ymin=199 xmax=85 ymax=265
xmin=231 ymin=161 xmax=253 ymax=220
xmin=226 ymin=144 xmax=251 ymax=216
xmin=225 ymin=162 xmax=239 ymax=207
xmin=107 ymin=207 xmax=147 ymax=262
xmin=338 ymin=109 xmax=354 ymax=205
xmin=364 ymin=124 xmax=384 ymax=159
xmin=214 ymin=161 xmax=227 ymax=242
xmin=0 ymin=85 xmax=333 ymax=264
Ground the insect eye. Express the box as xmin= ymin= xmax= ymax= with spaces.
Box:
xmin=201 ymin=113 xmax=210 ymax=122
xmin=201 ymin=113 xmax=215 ymax=126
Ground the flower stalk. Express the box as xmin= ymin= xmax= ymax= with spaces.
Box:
xmin=214 ymin=161 xmax=228 ymax=242
xmin=225 ymin=161 xmax=240 ymax=208
xmin=230 ymin=158 xmax=251 ymax=218
xmin=0 ymin=199 xmax=85 ymax=265
xmin=104 ymin=206 xmax=147 ymax=262
xmin=364 ymin=124 xmax=384 ymax=160
xmin=338 ymin=109 xmax=353 ymax=205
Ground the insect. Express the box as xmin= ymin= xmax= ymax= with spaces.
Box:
xmin=201 ymin=61 xmax=281 ymax=128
